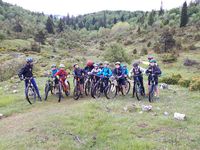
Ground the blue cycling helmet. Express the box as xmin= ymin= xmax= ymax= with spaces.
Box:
xmin=26 ymin=57 xmax=33 ymax=63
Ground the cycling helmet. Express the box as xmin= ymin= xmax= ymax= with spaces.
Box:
xmin=51 ymin=64 xmax=56 ymax=68
xmin=99 ymin=62 xmax=103 ymax=65
xmin=59 ymin=64 xmax=65 ymax=68
xmin=26 ymin=57 xmax=33 ymax=63
xmin=94 ymin=64 xmax=98 ymax=67
xmin=115 ymin=62 xmax=121 ymax=65
xmin=73 ymin=63 xmax=78 ymax=67
xmin=148 ymin=55 xmax=154 ymax=61
xmin=150 ymin=59 xmax=157 ymax=63
xmin=133 ymin=62 xmax=139 ymax=67
xmin=104 ymin=61 xmax=109 ymax=65
xmin=86 ymin=60 xmax=94 ymax=67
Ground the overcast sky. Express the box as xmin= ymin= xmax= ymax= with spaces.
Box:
xmin=3 ymin=0 xmax=191 ymax=16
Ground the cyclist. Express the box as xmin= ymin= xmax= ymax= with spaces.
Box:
xmin=122 ymin=64 xmax=128 ymax=78
xmin=98 ymin=62 xmax=104 ymax=70
xmin=145 ymin=59 xmax=162 ymax=98
xmin=84 ymin=60 xmax=94 ymax=74
xmin=73 ymin=63 xmax=85 ymax=95
xmin=18 ymin=57 xmax=42 ymax=101
xmin=88 ymin=64 xmax=101 ymax=75
xmin=51 ymin=64 xmax=58 ymax=78
xmin=129 ymin=62 xmax=145 ymax=97
xmin=55 ymin=64 xmax=70 ymax=96
xmin=97 ymin=61 xmax=112 ymax=87
xmin=113 ymin=62 xmax=126 ymax=92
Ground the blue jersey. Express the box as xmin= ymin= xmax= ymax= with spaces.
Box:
xmin=97 ymin=67 xmax=112 ymax=77
xmin=51 ymin=68 xmax=58 ymax=77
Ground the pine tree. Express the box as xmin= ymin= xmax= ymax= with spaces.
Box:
xmin=180 ymin=1 xmax=188 ymax=27
xmin=148 ymin=11 xmax=155 ymax=26
xmin=120 ymin=15 xmax=125 ymax=22
xmin=34 ymin=30 xmax=46 ymax=44
xmin=113 ymin=17 xmax=117 ymax=24
xmin=58 ymin=18 xmax=64 ymax=32
xmin=92 ymin=17 xmax=96 ymax=25
xmin=103 ymin=11 xmax=106 ymax=27
xmin=46 ymin=16 xmax=54 ymax=34
xmin=159 ymin=1 xmax=164 ymax=15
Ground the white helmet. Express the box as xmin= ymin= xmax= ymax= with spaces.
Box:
xmin=59 ymin=64 xmax=65 ymax=68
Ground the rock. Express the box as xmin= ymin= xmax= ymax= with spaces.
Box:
xmin=164 ymin=112 xmax=169 ymax=116
xmin=41 ymin=63 xmax=48 ymax=67
xmin=174 ymin=112 xmax=186 ymax=121
xmin=124 ymin=104 xmax=138 ymax=112
xmin=139 ymin=111 xmax=143 ymax=114
xmin=13 ymin=90 xmax=18 ymax=94
xmin=160 ymin=83 xmax=169 ymax=90
xmin=142 ymin=105 xmax=152 ymax=112
xmin=0 ymin=113 xmax=3 ymax=119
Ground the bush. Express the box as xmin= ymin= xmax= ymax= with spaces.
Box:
xmin=104 ymin=43 xmax=130 ymax=63
xmin=178 ymin=78 xmax=191 ymax=88
xmin=183 ymin=58 xmax=199 ymax=66
xmin=147 ymin=41 xmax=151 ymax=47
xmin=161 ymin=53 xmax=177 ymax=63
xmin=140 ymin=47 xmax=148 ymax=56
xmin=31 ymin=42 xmax=41 ymax=53
xmin=160 ymin=74 xmax=182 ymax=85
xmin=133 ymin=49 xmax=137 ymax=54
xmin=188 ymin=44 xmax=197 ymax=50
xmin=189 ymin=77 xmax=200 ymax=91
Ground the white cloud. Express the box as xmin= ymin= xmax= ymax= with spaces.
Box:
xmin=3 ymin=0 xmax=191 ymax=16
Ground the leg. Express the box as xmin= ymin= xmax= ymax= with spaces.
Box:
xmin=139 ymin=76 xmax=145 ymax=95
xmin=24 ymin=80 xmax=28 ymax=96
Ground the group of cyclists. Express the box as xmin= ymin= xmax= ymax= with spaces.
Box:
xmin=18 ymin=55 xmax=162 ymax=103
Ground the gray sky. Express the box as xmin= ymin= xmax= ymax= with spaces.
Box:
xmin=3 ymin=0 xmax=191 ymax=16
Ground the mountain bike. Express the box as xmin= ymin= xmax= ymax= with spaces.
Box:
xmin=44 ymin=77 xmax=54 ymax=101
xmin=25 ymin=77 xmax=37 ymax=105
xmin=57 ymin=78 xmax=70 ymax=102
xmin=73 ymin=76 xmax=83 ymax=100
xmin=148 ymin=74 xmax=157 ymax=102
xmin=92 ymin=76 xmax=111 ymax=99
xmin=133 ymin=75 xmax=145 ymax=101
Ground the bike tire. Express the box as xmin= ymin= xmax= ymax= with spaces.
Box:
xmin=135 ymin=83 xmax=142 ymax=101
xmin=148 ymin=84 xmax=155 ymax=103
xmin=58 ymin=82 xmax=63 ymax=102
xmin=73 ymin=85 xmax=81 ymax=100
xmin=105 ymin=83 xmax=117 ymax=99
xmin=93 ymin=82 xmax=101 ymax=99
xmin=25 ymin=85 xmax=36 ymax=105
xmin=85 ymin=79 xmax=91 ymax=96
xmin=44 ymin=83 xmax=50 ymax=101
xmin=124 ymin=80 xmax=131 ymax=95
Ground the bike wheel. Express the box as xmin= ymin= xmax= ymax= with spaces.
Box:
xmin=148 ymin=85 xmax=155 ymax=102
xmin=65 ymin=81 xmax=71 ymax=96
xmin=73 ymin=85 xmax=81 ymax=100
xmin=58 ymin=82 xmax=63 ymax=102
xmin=135 ymin=83 xmax=143 ymax=101
xmin=25 ymin=85 xmax=36 ymax=104
xmin=93 ymin=83 xmax=102 ymax=99
xmin=105 ymin=83 xmax=117 ymax=99
xmin=85 ymin=80 xmax=91 ymax=96
xmin=124 ymin=80 xmax=131 ymax=95
xmin=44 ymin=83 xmax=50 ymax=101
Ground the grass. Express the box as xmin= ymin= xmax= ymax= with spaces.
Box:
xmin=0 ymin=81 xmax=200 ymax=150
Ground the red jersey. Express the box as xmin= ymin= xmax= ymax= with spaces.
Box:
xmin=55 ymin=69 xmax=68 ymax=79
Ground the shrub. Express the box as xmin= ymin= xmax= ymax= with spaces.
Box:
xmin=189 ymin=77 xmax=200 ymax=91
xmin=160 ymin=74 xmax=182 ymax=85
xmin=31 ymin=42 xmax=41 ymax=53
xmin=140 ymin=47 xmax=148 ymax=56
xmin=178 ymin=78 xmax=191 ymax=88
xmin=161 ymin=53 xmax=177 ymax=63
xmin=147 ymin=41 xmax=151 ymax=47
xmin=188 ymin=44 xmax=197 ymax=50
xmin=183 ymin=58 xmax=199 ymax=66
xmin=133 ymin=49 xmax=137 ymax=54
xmin=104 ymin=43 xmax=130 ymax=63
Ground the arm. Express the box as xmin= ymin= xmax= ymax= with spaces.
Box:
xmin=18 ymin=65 xmax=25 ymax=79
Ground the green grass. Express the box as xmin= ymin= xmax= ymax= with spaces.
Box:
xmin=0 ymin=83 xmax=200 ymax=149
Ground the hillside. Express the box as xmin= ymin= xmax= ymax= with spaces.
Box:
xmin=0 ymin=1 xmax=200 ymax=150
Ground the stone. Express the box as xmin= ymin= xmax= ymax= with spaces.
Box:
xmin=13 ymin=90 xmax=18 ymax=94
xmin=164 ymin=112 xmax=169 ymax=116
xmin=0 ymin=113 xmax=3 ymax=119
xmin=142 ymin=105 xmax=152 ymax=112
xmin=160 ymin=83 xmax=169 ymax=90
xmin=174 ymin=112 xmax=186 ymax=121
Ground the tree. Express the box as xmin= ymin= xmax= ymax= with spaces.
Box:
xmin=46 ymin=16 xmax=54 ymax=34
xmin=92 ymin=17 xmax=96 ymax=25
xmin=13 ymin=22 xmax=23 ymax=32
xmin=58 ymin=18 xmax=64 ymax=32
xmin=159 ymin=1 xmax=164 ymax=15
xmin=34 ymin=30 xmax=46 ymax=44
xmin=120 ymin=15 xmax=125 ymax=22
xmin=148 ymin=11 xmax=155 ymax=26
xmin=113 ymin=17 xmax=117 ymax=24
xmin=180 ymin=1 xmax=188 ymax=27
xmin=103 ymin=11 xmax=107 ymax=27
